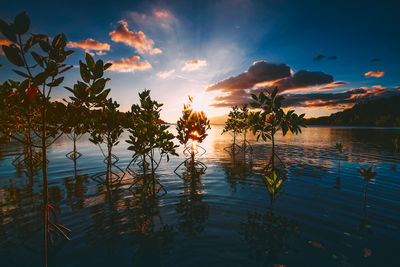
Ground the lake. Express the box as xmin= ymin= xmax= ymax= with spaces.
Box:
xmin=0 ymin=125 xmax=399 ymax=266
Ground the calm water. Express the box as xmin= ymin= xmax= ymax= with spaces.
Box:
xmin=0 ymin=126 xmax=399 ymax=266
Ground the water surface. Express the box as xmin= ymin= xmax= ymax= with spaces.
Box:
xmin=0 ymin=126 xmax=399 ymax=266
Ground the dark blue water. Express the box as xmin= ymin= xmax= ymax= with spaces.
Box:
xmin=0 ymin=126 xmax=399 ymax=266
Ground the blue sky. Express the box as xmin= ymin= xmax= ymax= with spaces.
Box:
xmin=1 ymin=0 xmax=399 ymax=121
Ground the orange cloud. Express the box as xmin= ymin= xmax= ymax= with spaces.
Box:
xmin=109 ymin=20 xmax=162 ymax=55
xmin=67 ymin=38 xmax=110 ymax=55
xmin=363 ymin=71 xmax=385 ymax=78
xmin=156 ymin=69 xmax=175 ymax=79
xmin=182 ymin=59 xmax=207 ymax=72
xmin=0 ymin=39 xmax=12 ymax=55
xmin=108 ymin=56 xmax=151 ymax=73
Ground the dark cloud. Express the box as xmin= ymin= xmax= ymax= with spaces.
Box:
xmin=267 ymin=70 xmax=334 ymax=92
xmin=211 ymin=86 xmax=400 ymax=109
xmin=206 ymin=61 xmax=291 ymax=91
xmin=327 ymin=56 xmax=338 ymax=60
xmin=313 ymin=54 xmax=325 ymax=61
xmin=371 ymin=58 xmax=381 ymax=62
xmin=282 ymin=87 xmax=400 ymax=108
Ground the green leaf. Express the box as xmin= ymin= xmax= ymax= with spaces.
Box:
xmin=14 ymin=11 xmax=30 ymax=34
xmin=12 ymin=69 xmax=29 ymax=78
xmin=2 ymin=45 xmax=24 ymax=66
xmin=52 ymin=33 xmax=66 ymax=48
xmin=104 ymin=62 xmax=112 ymax=70
xmin=0 ymin=19 xmax=17 ymax=42
xmin=93 ymin=59 xmax=104 ymax=79
xmin=39 ymin=40 xmax=51 ymax=52
xmin=85 ymin=53 xmax=95 ymax=71
xmin=47 ymin=77 xmax=64 ymax=87
xmin=79 ymin=61 xmax=91 ymax=83
xmin=31 ymin=51 xmax=43 ymax=67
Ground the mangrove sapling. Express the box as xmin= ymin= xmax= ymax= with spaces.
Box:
xmin=89 ymin=99 xmax=124 ymax=185
xmin=126 ymin=90 xmax=178 ymax=194
xmin=65 ymin=53 xmax=116 ymax=185
xmin=393 ymin=137 xmax=399 ymax=153
xmin=250 ymin=87 xmax=305 ymax=173
xmin=0 ymin=11 xmax=74 ymax=265
xmin=175 ymin=96 xmax=210 ymax=175
xmin=335 ymin=142 xmax=343 ymax=185
xmin=239 ymin=104 xmax=253 ymax=155
xmin=358 ymin=166 xmax=377 ymax=205
xmin=222 ymin=106 xmax=243 ymax=154
xmin=265 ymin=171 xmax=283 ymax=213
xmin=63 ymin=104 xmax=87 ymax=162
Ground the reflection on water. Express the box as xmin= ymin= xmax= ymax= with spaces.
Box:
xmin=0 ymin=126 xmax=400 ymax=266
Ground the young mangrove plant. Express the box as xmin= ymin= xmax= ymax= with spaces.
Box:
xmin=175 ymin=96 xmax=210 ymax=175
xmin=265 ymin=171 xmax=283 ymax=212
xmin=392 ymin=137 xmax=399 ymax=153
xmin=358 ymin=166 xmax=377 ymax=204
xmin=250 ymin=87 xmax=305 ymax=173
xmin=126 ymin=90 xmax=178 ymax=194
xmin=222 ymin=106 xmax=243 ymax=154
xmin=0 ymin=11 xmax=74 ymax=266
xmin=65 ymin=53 xmax=116 ymax=185
xmin=335 ymin=142 xmax=343 ymax=185
xmin=239 ymin=104 xmax=253 ymax=154
xmin=89 ymin=98 xmax=124 ymax=185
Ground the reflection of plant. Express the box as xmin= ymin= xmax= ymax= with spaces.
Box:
xmin=358 ymin=166 xmax=376 ymax=203
xmin=126 ymin=90 xmax=178 ymax=193
xmin=239 ymin=210 xmax=301 ymax=262
xmin=250 ymin=87 xmax=305 ymax=172
xmin=393 ymin=137 xmax=399 ymax=153
xmin=63 ymin=104 xmax=87 ymax=163
xmin=176 ymin=166 xmax=209 ymax=235
xmin=265 ymin=171 xmax=283 ymax=212
xmin=335 ymin=142 xmax=343 ymax=185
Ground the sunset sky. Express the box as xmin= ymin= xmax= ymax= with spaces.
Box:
xmin=1 ymin=0 xmax=399 ymax=122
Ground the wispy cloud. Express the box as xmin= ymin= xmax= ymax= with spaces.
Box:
xmin=363 ymin=71 xmax=385 ymax=78
xmin=130 ymin=9 xmax=177 ymax=30
xmin=109 ymin=20 xmax=162 ymax=55
xmin=156 ymin=69 xmax=175 ymax=79
xmin=182 ymin=59 xmax=207 ymax=72
xmin=108 ymin=56 xmax=151 ymax=73
xmin=67 ymin=38 xmax=110 ymax=55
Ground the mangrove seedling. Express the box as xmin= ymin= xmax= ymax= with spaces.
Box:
xmin=126 ymin=90 xmax=178 ymax=194
xmin=358 ymin=166 xmax=377 ymax=203
xmin=265 ymin=171 xmax=283 ymax=212
xmin=222 ymin=106 xmax=243 ymax=154
xmin=175 ymin=96 xmax=210 ymax=175
xmin=250 ymin=87 xmax=305 ymax=173
xmin=335 ymin=142 xmax=343 ymax=185
xmin=0 ymin=11 xmax=74 ymax=266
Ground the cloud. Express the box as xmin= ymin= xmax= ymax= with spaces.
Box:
xmin=206 ymin=61 xmax=291 ymax=91
xmin=282 ymin=87 xmax=400 ymax=108
xmin=211 ymin=86 xmax=400 ymax=109
xmin=363 ymin=71 xmax=385 ymax=78
xmin=130 ymin=9 xmax=177 ymax=30
xmin=371 ymin=58 xmax=381 ymax=62
xmin=109 ymin=20 xmax=162 ymax=55
xmin=313 ymin=54 xmax=325 ymax=61
xmin=182 ymin=59 xmax=208 ymax=72
xmin=108 ymin=56 xmax=151 ymax=73
xmin=0 ymin=39 xmax=12 ymax=55
xmin=67 ymin=38 xmax=110 ymax=55
xmin=327 ymin=56 xmax=338 ymax=60
xmin=156 ymin=69 xmax=175 ymax=79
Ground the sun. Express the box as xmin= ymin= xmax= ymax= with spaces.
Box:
xmin=190 ymin=93 xmax=210 ymax=113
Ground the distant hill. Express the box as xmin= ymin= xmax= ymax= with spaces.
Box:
xmin=305 ymin=95 xmax=400 ymax=127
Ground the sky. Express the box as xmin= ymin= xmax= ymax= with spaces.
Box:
xmin=1 ymin=0 xmax=400 ymax=122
